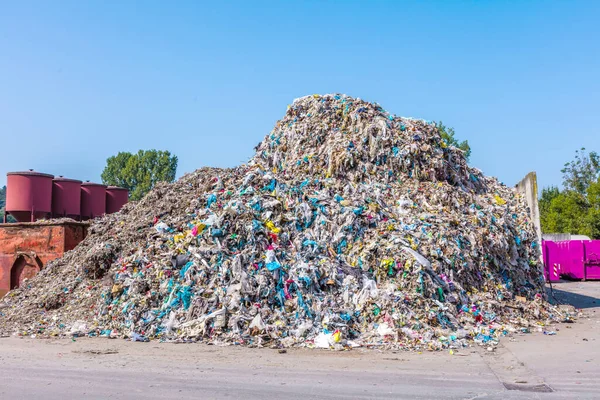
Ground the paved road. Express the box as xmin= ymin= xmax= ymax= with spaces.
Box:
xmin=0 ymin=282 xmax=598 ymax=399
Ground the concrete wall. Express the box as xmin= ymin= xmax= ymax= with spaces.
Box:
xmin=0 ymin=222 xmax=88 ymax=297
xmin=515 ymin=172 xmax=542 ymax=246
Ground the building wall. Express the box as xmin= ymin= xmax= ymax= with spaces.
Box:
xmin=0 ymin=222 xmax=88 ymax=297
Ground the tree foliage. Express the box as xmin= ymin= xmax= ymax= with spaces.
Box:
xmin=541 ymin=148 xmax=600 ymax=238
xmin=436 ymin=121 xmax=471 ymax=161
xmin=0 ymin=186 xmax=16 ymax=223
xmin=539 ymin=186 xmax=561 ymax=231
xmin=561 ymin=148 xmax=600 ymax=195
xmin=0 ymin=185 xmax=6 ymax=221
xmin=101 ymin=150 xmax=178 ymax=201
xmin=541 ymin=190 xmax=589 ymax=235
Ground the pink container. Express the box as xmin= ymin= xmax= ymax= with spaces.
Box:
xmin=565 ymin=241 xmax=585 ymax=280
xmin=105 ymin=186 xmax=129 ymax=214
xmin=543 ymin=240 xmax=600 ymax=281
xmin=52 ymin=176 xmax=82 ymax=219
xmin=80 ymin=182 xmax=107 ymax=220
xmin=583 ymin=241 xmax=600 ymax=280
xmin=543 ymin=241 xmax=561 ymax=282
xmin=6 ymin=170 xmax=54 ymax=222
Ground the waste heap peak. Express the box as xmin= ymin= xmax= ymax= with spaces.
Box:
xmin=252 ymin=93 xmax=483 ymax=192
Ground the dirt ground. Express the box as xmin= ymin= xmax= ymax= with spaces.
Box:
xmin=0 ymin=281 xmax=598 ymax=399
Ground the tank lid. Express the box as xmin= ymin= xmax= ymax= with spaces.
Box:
xmin=107 ymin=186 xmax=129 ymax=191
xmin=81 ymin=181 xmax=107 ymax=187
xmin=53 ymin=175 xmax=83 ymax=183
xmin=7 ymin=170 xmax=54 ymax=178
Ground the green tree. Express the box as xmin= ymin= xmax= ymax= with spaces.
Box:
xmin=561 ymin=147 xmax=600 ymax=195
xmin=0 ymin=185 xmax=6 ymax=221
xmin=101 ymin=150 xmax=178 ymax=201
xmin=586 ymin=179 xmax=600 ymax=238
xmin=436 ymin=121 xmax=471 ymax=161
xmin=0 ymin=186 xmax=16 ymax=223
xmin=539 ymin=186 xmax=561 ymax=232
xmin=540 ymin=148 xmax=600 ymax=238
xmin=541 ymin=190 xmax=589 ymax=236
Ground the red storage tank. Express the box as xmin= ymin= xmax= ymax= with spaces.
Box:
xmin=80 ymin=182 xmax=107 ymax=220
xmin=52 ymin=176 xmax=82 ymax=219
xmin=106 ymin=186 xmax=129 ymax=214
xmin=6 ymin=170 xmax=54 ymax=222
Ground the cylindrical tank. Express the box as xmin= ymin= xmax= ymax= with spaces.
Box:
xmin=106 ymin=186 xmax=129 ymax=214
xmin=80 ymin=182 xmax=107 ymax=220
xmin=6 ymin=170 xmax=54 ymax=222
xmin=52 ymin=176 xmax=82 ymax=219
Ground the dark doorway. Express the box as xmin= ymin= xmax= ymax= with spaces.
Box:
xmin=10 ymin=254 xmax=43 ymax=290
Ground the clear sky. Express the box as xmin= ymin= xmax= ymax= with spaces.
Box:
xmin=1 ymin=1 xmax=598 ymax=191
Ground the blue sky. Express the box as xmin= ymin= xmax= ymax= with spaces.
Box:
xmin=1 ymin=1 xmax=598 ymax=191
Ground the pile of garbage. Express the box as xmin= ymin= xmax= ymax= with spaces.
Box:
xmin=0 ymin=94 xmax=562 ymax=350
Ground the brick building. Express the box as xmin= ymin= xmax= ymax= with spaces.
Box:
xmin=0 ymin=221 xmax=88 ymax=297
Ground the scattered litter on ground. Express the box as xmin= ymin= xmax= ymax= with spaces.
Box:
xmin=74 ymin=349 xmax=119 ymax=355
xmin=0 ymin=94 xmax=572 ymax=350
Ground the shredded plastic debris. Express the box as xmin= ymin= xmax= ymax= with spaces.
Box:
xmin=0 ymin=94 xmax=566 ymax=350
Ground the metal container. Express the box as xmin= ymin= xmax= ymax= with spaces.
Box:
xmin=543 ymin=240 xmax=600 ymax=281
xmin=52 ymin=176 xmax=82 ymax=219
xmin=6 ymin=170 xmax=54 ymax=222
xmin=80 ymin=182 xmax=107 ymax=220
xmin=106 ymin=186 xmax=129 ymax=214
xmin=585 ymin=241 xmax=600 ymax=280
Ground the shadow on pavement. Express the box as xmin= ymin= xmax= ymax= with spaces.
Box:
xmin=547 ymin=286 xmax=599 ymax=309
